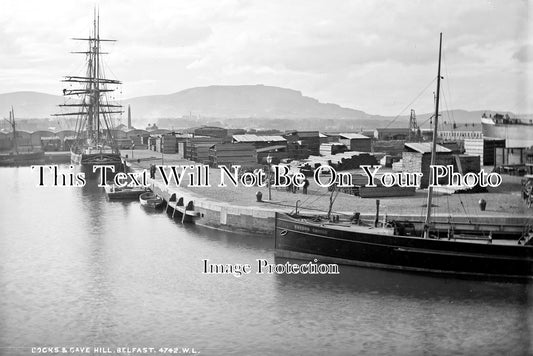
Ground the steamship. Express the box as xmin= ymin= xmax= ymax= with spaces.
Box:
xmin=275 ymin=34 xmax=533 ymax=281
xmin=481 ymin=112 xmax=533 ymax=148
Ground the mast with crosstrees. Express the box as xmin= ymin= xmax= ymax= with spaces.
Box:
xmin=423 ymin=32 xmax=443 ymax=238
xmin=54 ymin=9 xmax=124 ymax=173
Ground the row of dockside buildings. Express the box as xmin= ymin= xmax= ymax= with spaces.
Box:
xmin=3 ymin=125 xmax=531 ymax=186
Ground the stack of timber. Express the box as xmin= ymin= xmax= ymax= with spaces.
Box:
xmin=256 ymin=145 xmax=288 ymax=164
xmin=116 ymin=138 xmax=134 ymax=149
xmin=333 ymin=170 xmax=416 ymax=197
xmin=402 ymin=143 xmax=454 ymax=188
xmin=464 ymin=137 xmax=506 ymax=166
xmin=154 ymin=134 xmax=178 ymax=154
xmin=320 ymin=143 xmax=347 ymax=156
xmin=185 ymin=136 xmax=224 ymax=162
xmin=305 ymin=151 xmax=378 ymax=171
xmin=162 ymin=134 xmax=177 ymax=154
xmin=372 ymin=140 xmax=405 ymax=155
xmin=287 ymin=142 xmax=311 ymax=160
xmin=148 ymin=136 xmax=157 ymax=151
xmin=188 ymin=144 xmax=213 ymax=163
xmin=284 ymin=131 xmax=320 ymax=156
xmin=379 ymin=154 xmax=399 ymax=168
xmin=338 ymin=133 xmax=372 ymax=152
xmin=464 ymin=138 xmax=483 ymax=165
xmin=129 ymin=135 xmax=147 ymax=149
xmin=209 ymin=143 xmax=258 ymax=167
xmin=455 ymin=154 xmax=481 ymax=174
xmin=340 ymin=152 xmax=378 ymax=170
xmin=326 ymin=151 xmax=378 ymax=170
xmin=193 ymin=126 xmax=228 ymax=138
xmin=392 ymin=160 xmax=403 ymax=171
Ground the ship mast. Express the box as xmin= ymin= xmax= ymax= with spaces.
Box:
xmin=3 ymin=107 xmax=18 ymax=154
xmin=53 ymin=9 xmax=122 ymax=152
xmin=95 ymin=9 xmax=100 ymax=143
xmin=423 ymin=32 xmax=443 ymax=238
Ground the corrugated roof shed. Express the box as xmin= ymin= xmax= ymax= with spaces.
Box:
xmin=339 ymin=133 xmax=371 ymax=140
xmin=285 ymin=131 xmax=319 ymax=138
xmin=321 ymin=142 xmax=346 ymax=146
xmin=256 ymin=145 xmax=287 ymax=153
xmin=233 ymin=134 xmax=286 ymax=143
xmin=404 ymin=142 xmax=451 ymax=154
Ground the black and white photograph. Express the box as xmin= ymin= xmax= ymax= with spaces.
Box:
xmin=1 ymin=0 xmax=532 ymax=355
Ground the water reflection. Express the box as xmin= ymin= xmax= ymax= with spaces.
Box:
xmin=1 ymin=166 xmax=532 ymax=356
xmin=273 ymin=258 xmax=532 ymax=304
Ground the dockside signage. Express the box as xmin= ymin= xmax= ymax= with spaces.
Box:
xmin=30 ymin=164 xmax=502 ymax=189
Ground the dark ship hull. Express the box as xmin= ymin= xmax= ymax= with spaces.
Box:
xmin=71 ymin=150 xmax=123 ymax=175
xmin=274 ymin=213 xmax=533 ymax=280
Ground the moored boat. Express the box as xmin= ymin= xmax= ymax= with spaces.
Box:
xmin=275 ymin=212 xmax=533 ymax=280
xmin=53 ymin=11 xmax=124 ymax=176
xmin=105 ymin=184 xmax=148 ymax=200
xmin=481 ymin=112 xmax=533 ymax=148
xmin=139 ymin=191 xmax=164 ymax=208
xmin=274 ymin=33 xmax=533 ymax=281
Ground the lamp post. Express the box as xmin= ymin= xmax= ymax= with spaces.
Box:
xmin=267 ymin=154 xmax=272 ymax=201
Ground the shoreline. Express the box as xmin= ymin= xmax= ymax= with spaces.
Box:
xmin=122 ymin=150 xmax=532 ymax=236
xmin=4 ymin=149 xmax=529 ymax=236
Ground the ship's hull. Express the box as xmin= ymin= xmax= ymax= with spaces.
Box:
xmin=481 ymin=117 xmax=533 ymax=148
xmin=274 ymin=213 xmax=533 ymax=280
xmin=71 ymin=150 xmax=123 ymax=175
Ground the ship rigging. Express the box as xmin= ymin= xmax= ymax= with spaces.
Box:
xmin=53 ymin=10 xmax=124 ymax=173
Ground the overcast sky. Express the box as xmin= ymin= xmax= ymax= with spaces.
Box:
xmin=1 ymin=0 xmax=531 ymax=115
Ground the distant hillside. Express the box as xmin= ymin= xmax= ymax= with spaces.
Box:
xmin=0 ymin=91 xmax=63 ymax=119
xmin=123 ymin=85 xmax=371 ymax=120
xmin=0 ymin=86 xmax=526 ymax=131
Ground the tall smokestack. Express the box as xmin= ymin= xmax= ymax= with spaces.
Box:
xmin=127 ymin=105 xmax=132 ymax=129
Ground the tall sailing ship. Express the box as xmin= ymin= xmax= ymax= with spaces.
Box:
xmin=54 ymin=12 xmax=123 ymax=174
xmin=274 ymin=34 xmax=533 ymax=280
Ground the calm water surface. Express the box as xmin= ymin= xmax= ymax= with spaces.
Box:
xmin=0 ymin=167 xmax=532 ymax=355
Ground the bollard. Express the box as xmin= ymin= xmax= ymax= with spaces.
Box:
xmin=256 ymin=191 xmax=263 ymax=202
xmin=479 ymin=198 xmax=487 ymax=211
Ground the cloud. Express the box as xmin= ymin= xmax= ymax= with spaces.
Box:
xmin=513 ymin=45 xmax=533 ymax=62
xmin=0 ymin=0 xmax=532 ymax=115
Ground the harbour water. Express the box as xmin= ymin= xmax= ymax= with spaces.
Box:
xmin=0 ymin=166 xmax=532 ymax=355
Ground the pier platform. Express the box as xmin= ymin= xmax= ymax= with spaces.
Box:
xmin=123 ymin=149 xmax=533 ymax=235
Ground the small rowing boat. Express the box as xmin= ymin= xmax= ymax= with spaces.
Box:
xmin=139 ymin=191 xmax=164 ymax=208
xmin=105 ymin=184 xmax=147 ymax=200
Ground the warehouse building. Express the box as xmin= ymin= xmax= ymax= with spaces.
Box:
xmin=374 ymin=128 xmax=411 ymax=140
xmin=402 ymin=142 xmax=454 ymax=188
xmin=209 ymin=143 xmax=258 ymax=168
xmin=283 ymin=131 xmax=320 ymax=158
xmin=338 ymin=133 xmax=372 ymax=152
